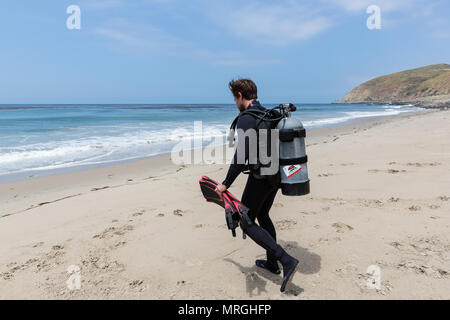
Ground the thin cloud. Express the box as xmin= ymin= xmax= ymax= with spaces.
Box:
xmin=81 ymin=0 xmax=125 ymax=10
xmin=93 ymin=19 xmax=279 ymax=66
xmin=207 ymin=1 xmax=332 ymax=46
xmin=330 ymin=0 xmax=416 ymax=12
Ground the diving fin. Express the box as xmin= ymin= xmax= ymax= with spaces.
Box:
xmin=199 ymin=179 xmax=225 ymax=208
xmin=199 ymin=176 xmax=253 ymax=238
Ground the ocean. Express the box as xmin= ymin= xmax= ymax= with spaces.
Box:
xmin=0 ymin=103 xmax=424 ymax=182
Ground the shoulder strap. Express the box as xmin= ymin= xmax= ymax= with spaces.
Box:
xmin=230 ymin=109 xmax=268 ymax=130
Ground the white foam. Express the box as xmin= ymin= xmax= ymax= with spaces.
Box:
xmin=0 ymin=123 xmax=230 ymax=175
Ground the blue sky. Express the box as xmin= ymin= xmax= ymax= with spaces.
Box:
xmin=0 ymin=0 xmax=448 ymax=104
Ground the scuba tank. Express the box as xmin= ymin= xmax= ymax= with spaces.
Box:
xmin=228 ymin=103 xmax=310 ymax=196
xmin=276 ymin=104 xmax=310 ymax=196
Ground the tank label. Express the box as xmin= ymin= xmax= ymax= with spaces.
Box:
xmin=283 ymin=165 xmax=302 ymax=178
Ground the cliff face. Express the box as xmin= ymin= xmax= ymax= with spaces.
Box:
xmin=337 ymin=64 xmax=450 ymax=108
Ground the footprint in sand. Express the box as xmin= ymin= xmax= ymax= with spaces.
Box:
xmin=389 ymin=197 xmax=400 ymax=202
xmin=32 ymin=242 xmax=44 ymax=248
xmin=93 ymin=225 xmax=134 ymax=239
xmin=428 ymin=204 xmax=440 ymax=210
xmin=173 ymin=209 xmax=184 ymax=216
xmin=114 ymin=241 xmax=127 ymax=248
xmin=318 ymin=173 xmax=334 ymax=177
xmin=132 ymin=211 xmax=145 ymax=217
xmin=176 ymin=165 xmax=186 ymax=173
xmin=408 ymin=205 xmax=422 ymax=212
xmin=332 ymin=222 xmax=354 ymax=233
xmin=157 ymin=213 xmax=165 ymax=217
xmin=387 ymin=169 xmax=407 ymax=174
xmin=406 ymin=162 xmax=441 ymax=167
xmin=2 ymin=245 xmax=68 ymax=280
xmin=273 ymin=203 xmax=284 ymax=208
xmin=275 ymin=219 xmax=297 ymax=230
xmin=300 ymin=211 xmax=318 ymax=215
xmin=369 ymin=169 xmax=406 ymax=174
xmin=438 ymin=196 xmax=449 ymax=201
xmin=129 ymin=280 xmax=144 ymax=289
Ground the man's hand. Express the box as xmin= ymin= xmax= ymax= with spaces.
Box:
xmin=215 ymin=184 xmax=228 ymax=195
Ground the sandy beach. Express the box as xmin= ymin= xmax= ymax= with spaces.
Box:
xmin=0 ymin=109 xmax=449 ymax=300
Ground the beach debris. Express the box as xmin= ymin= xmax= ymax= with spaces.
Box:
xmin=438 ymin=196 xmax=449 ymax=201
xmin=389 ymin=197 xmax=400 ymax=202
xmin=157 ymin=213 xmax=165 ymax=217
xmin=91 ymin=186 xmax=110 ymax=192
xmin=408 ymin=205 xmax=421 ymax=211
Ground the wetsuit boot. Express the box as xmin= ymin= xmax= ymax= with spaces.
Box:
xmin=255 ymin=251 xmax=281 ymax=275
xmin=278 ymin=251 xmax=300 ymax=292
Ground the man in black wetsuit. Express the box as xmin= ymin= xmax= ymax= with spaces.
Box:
xmin=215 ymin=79 xmax=299 ymax=292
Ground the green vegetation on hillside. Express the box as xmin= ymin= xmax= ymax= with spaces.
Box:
xmin=337 ymin=64 xmax=450 ymax=107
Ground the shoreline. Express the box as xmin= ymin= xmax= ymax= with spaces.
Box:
xmin=0 ymin=108 xmax=430 ymax=185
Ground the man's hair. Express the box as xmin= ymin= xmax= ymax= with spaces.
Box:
xmin=228 ymin=78 xmax=258 ymax=100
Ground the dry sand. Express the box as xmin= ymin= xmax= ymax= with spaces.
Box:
xmin=0 ymin=109 xmax=449 ymax=299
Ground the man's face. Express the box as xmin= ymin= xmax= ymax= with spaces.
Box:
xmin=234 ymin=93 xmax=245 ymax=112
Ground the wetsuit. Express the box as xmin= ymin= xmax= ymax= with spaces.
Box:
xmin=222 ymin=100 xmax=294 ymax=269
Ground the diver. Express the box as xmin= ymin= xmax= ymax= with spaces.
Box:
xmin=214 ymin=78 xmax=300 ymax=292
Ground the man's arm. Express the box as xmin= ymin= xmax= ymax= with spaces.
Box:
xmin=222 ymin=114 xmax=255 ymax=188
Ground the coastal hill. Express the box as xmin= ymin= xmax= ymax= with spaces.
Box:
xmin=336 ymin=64 xmax=450 ymax=108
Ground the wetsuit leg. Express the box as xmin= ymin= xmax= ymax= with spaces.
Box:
xmin=241 ymin=175 xmax=286 ymax=262
xmin=256 ymin=187 xmax=279 ymax=264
